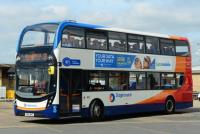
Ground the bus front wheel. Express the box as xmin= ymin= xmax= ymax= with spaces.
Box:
xmin=165 ymin=97 xmax=175 ymax=114
xmin=90 ymin=100 xmax=104 ymax=121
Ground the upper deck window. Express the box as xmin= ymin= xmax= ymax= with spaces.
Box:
xmin=175 ymin=40 xmax=190 ymax=56
xmin=128 ymin=35 xmax=145 ymax=53
xmin=146 ymin=37 xmax=160 ymax=54
xmin=86 ymin=31 xmax=107 ymax=50
xmin=62 ymin=27 xmax=85 ymax=48
xmin=21 ymin=24 xmax=58 ymax=48
xmin=160 ymin=39 xmax=175 ymax=56
xmin=109 ymin=32 xmax=127 ymax=52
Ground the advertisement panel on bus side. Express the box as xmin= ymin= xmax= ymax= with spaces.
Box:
xmin=59 ymin=48 xmax=176 ymax=72
xmin=94 ymin=52 xmax=175 ymax=71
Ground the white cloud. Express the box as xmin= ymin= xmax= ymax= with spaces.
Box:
xmin=0 ymin=4 xmax=70 ymax=63
xmin=41 ymin=5 xmax=69 ymax=20
xmin=0 ymin=0 xmax=200 ymax=66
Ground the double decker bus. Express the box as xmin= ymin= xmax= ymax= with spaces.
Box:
xmin=15 ymin=20 xmax=192 ymax=120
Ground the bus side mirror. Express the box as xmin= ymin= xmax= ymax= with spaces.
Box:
xmin=48 ymin=66 xmax=55 ymax=75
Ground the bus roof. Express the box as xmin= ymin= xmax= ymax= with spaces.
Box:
xmin=22 ymin=20 xmax=188 ymax=51
xmin=55 ymin=20 xmax=188 ymax=41
xmin=28 ymin=20 xmax=188 ymax=41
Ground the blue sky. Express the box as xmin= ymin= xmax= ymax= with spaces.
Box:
xmin=0 ymin=0 xmax=200 ymax=66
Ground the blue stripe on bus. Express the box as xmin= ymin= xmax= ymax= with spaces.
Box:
xmin=53 ymin=21 xmax=107 ymax=49
xmin=81 ymin=102 xmax=193 ymax=118
xmin=176 ymin=102 xmax=193 ymax=109
xmin=15 ymin=101 xmax=193 ymax=119
xmin=14 ymin=104 xmax=59 ymax=119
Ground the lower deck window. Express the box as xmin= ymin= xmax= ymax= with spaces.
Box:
xmin=161 ymin=73 xmax=176 ymax=89
xmin=60 ymin=70 xmax=185 ymax=91
xmin=176 ymin=73 xmax=184 ymax=88
xmin=147 ymin=73 xmax=160 ymax=90
xmin=109 ymin=72 xmax=128 ymax=90
xmin=88 ymin=72 xmax=106 ymax=91
xmin=129 ymin=72 xmax=146 ymax=90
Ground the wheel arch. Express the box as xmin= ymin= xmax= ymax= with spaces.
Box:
xmin=89 ymin=98 xmax=105 ymax=121
xmin=89 ymin=98 xmax=104 ymax=109
xmin=165 ymin=95 xmax=176 ymax=103
xmin=165 ymin=95 xmax=176 ymax=113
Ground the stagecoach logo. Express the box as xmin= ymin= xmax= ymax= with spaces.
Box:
xmin=109 ymin=93 xmax=115 ymax=102
xmin=62 ymin=57 xmax=81 ymax=66
xmin=109 ymin=93 xmax=132 ymax=102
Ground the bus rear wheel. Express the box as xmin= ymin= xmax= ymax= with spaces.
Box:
xmin=90 ymin=100 xmax=104 ymax=121
xmin=165 ymin=98 xmax=175 ymax=114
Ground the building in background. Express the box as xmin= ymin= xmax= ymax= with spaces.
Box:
xmin=0 ymin=64 xmax=15 ymax=100
xmin=192 ymin=66 xmax=200 ymax=93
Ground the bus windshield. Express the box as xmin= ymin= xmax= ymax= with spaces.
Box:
xmin=21 ymin=24 xmax=58 ymax=48
xmin=16 ymin=67 xmax=52 ymax=98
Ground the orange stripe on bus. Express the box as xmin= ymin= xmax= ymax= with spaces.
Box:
xmin=17 ymin=106 xmax=46 ymax=111
xmin=169 ymin=35 xmax=188 ymax=41
xmin=136 ymin=90 xmax=176 ymax=104
xmin=175 ymin=57 xmax=186 ymax=72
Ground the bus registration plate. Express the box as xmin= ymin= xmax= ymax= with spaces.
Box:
xmin=25 ymin=113 xmax=34 ymax=117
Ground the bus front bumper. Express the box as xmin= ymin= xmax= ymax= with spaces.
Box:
xmin=14 ymin=104 xmax=59 ymax=119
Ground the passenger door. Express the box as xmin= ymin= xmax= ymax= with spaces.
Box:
xmin=59 ymin=69 xmax=82 ymax=115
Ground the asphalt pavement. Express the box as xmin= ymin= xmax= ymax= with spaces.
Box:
xmin=0 ymin=100 xmax=200 ymax=134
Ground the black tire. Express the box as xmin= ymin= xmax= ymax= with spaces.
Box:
xmin=165 ymin=98 xmax=175 ymax=114
xmin=90 ymin=100 xmax=104 ymax=121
